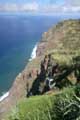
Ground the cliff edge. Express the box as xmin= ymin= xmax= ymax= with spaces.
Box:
xmin=0 ymin=19 xmax=80 ymax=119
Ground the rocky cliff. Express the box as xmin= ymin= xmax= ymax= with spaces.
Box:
xmin=0 ymin=19 xmax=80 ymax=119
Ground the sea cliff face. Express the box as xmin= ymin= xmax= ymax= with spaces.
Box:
xmin=0 ymin=19 xmax=80 ymax=119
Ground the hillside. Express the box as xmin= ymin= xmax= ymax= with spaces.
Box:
xmin=0 ymin=19 xmax=80 ymax=119
xmin=37 ymin=19 xmax=80 ymax=63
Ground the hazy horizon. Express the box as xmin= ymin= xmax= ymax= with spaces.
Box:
xmin=0 ymin=0 xmax=80 ymax=14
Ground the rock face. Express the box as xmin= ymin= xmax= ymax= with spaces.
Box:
xmin=0 ymin=19 xmax=80 ymax=119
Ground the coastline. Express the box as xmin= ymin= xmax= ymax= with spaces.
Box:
xmin=29 ymin=43 xmax=38 ymax=61
xmin=0 ymin=31 xmax=46 ymax=119
xmin=0 ymin=43 xmax=38 ymax=102
xmin=0 ymin=92 xmax=9 ymax=102
xmin=0 ymin=19 xmax=80 ymax=120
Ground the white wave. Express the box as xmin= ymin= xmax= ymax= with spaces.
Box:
xmin=29 ymin=44 xmax=38 ymax=61
xmin=0 ymin=92 xmax=9 ymax=102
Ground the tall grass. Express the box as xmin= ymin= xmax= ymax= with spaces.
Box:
xmin=7 ymin=86 xmax=80 ymax=120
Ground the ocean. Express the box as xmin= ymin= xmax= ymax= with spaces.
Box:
xmin=0 ymin=13 xmax=80 ymax=96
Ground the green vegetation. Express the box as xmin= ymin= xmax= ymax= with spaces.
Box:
xmin=7 ymin=85 xmax=80 ymax=120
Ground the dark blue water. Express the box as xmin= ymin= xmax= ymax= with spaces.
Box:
xmin=0 ymin=13 xmax=80 ymax=96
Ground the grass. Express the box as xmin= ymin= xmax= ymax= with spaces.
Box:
xmin=7 ymin=86 xmax=77 ymax=120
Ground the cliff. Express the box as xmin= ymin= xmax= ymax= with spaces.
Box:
xmin=0 ymin=19 xmax=80 ymax=119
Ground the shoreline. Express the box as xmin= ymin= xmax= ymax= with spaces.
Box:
xmin=0 ymin=43 xmax=38 ymax=102
xmin=29 ymin=43 xmax=38 ymax=61
xmin=0 ymin=92 xmax=9 ymax=102
xmin=0 ymin=32 xmax=46 ymax=119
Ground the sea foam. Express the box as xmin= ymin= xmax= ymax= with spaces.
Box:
xmin=29 ymin=44 xmax=38 ymax=61
xmin=0 ymin=92 xmax=9 ymax=102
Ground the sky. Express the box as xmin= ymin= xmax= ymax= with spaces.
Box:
xmin=0 ymin=0 xmax=65 ymax=4
xmin=0 ymin=0 xmax=80 ymax=13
